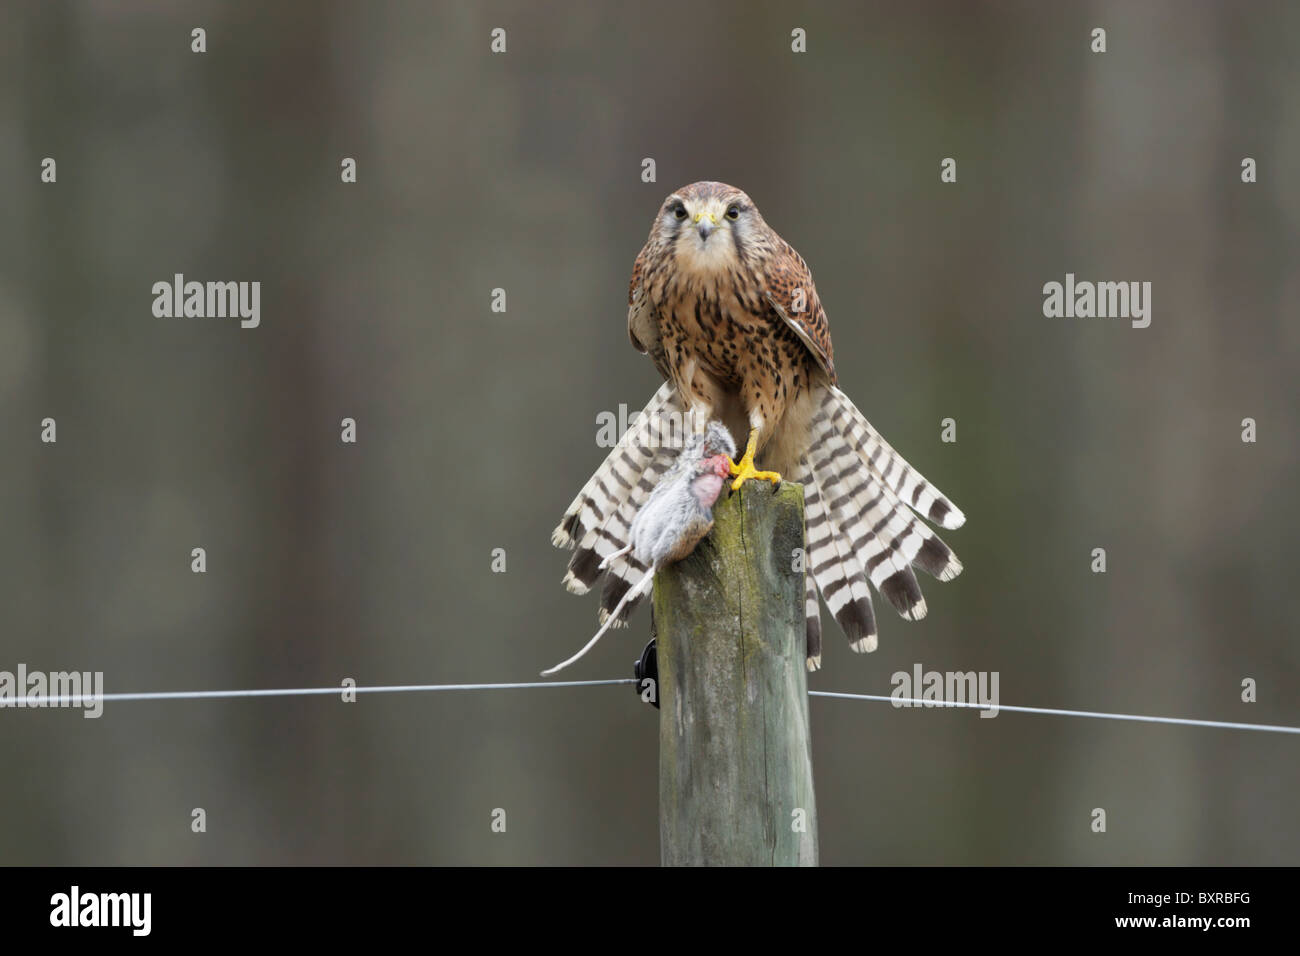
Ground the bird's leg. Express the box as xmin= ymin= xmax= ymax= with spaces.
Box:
xmin=673 ymin=357 xmax=709 ymax=441
xmin=683 ymin=405 xmax=709 ymax=439
xmin=729 ymin=427 xmax=782 ymax=490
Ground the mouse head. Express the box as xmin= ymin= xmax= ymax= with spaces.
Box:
xmin=686 ymin=422 xmax=737 ymax=508
xmin=700 ymin=421 xmax=737 ymax=462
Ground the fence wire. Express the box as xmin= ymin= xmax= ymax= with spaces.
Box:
xmin=3 ymin=680 xmax=1296 ymax=735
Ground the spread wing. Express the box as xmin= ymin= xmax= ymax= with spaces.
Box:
xmin=762 ymin=239 xmax=837 ymax=383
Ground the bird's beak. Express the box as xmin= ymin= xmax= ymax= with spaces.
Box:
xmin=694 ymin=210 xmax=717 ymax=241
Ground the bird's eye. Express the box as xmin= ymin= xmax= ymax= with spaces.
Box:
xmin=725 ymin=205 xmax=740 ymax=221
xmin=672 ymin=203 xmax=688 ymax=220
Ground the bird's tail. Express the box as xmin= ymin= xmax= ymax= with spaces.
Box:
xmin=795 ymin=386 xmax=964 ymax=667
xmin=551 ymin=381 xmax=685 ymax=627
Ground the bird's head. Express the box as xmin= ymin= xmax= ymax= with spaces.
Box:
xmin=656 ymin=182 xmax=762 ymax=275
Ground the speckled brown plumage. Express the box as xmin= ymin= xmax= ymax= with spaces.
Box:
xmin=628 ymin=182 xmax=836 ymax=473
xmin=555 ymin=182 xmax=966 ymax=672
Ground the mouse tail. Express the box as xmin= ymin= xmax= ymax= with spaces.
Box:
xmin=541 ymin=573 xmax=654 ymax=677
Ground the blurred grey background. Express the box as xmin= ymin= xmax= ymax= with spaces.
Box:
xmin=0 ymin=0 xmax=1296 ymax=865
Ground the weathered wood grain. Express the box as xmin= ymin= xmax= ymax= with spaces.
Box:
xmin=655 ymin=481 xmax=818 ymax=866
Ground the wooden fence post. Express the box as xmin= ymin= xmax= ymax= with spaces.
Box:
xmin=653 ymin=481 xmax=818 ymax=866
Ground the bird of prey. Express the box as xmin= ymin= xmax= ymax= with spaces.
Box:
xmin=552 ymin=181 xmax=964 ymax=670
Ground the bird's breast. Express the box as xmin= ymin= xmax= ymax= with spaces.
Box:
xmin=657 ymin=278 xmax=772 ymax=389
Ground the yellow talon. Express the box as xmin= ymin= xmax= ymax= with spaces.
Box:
xmin=728 ymin=428 xmax=782 ymax=490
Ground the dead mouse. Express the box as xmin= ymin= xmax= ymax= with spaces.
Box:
xmin=542 ymin=421 xmax=736 ymax=676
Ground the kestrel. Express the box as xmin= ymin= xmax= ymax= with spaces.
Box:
xmin=552 ymin=181 xmax=965 ymax=670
